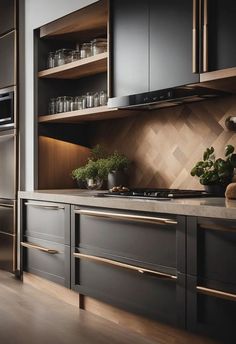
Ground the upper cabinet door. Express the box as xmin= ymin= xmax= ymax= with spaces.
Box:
xmin=0 ymin=31 xmax=16 ymax=89
xmin=150 ymin=0 xmax=200 ymax=91
xmin=0 ymin=0 xmax=16 ymax=36
xmin=206 ymin=0 xmax=236 ymax=72
xmin=111 ymin=0 xmax=149 ymax=97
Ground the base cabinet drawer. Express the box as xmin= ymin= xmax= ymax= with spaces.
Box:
xmin=24 ymin=201 xmax=70 ymax=244
xmin=187 ymin=276 xmax=236 ymax=343
xmin=73 ymin=207 xmax=185 ymax=274
xmin=72 ymin=252 xmax=185 ymax=327
xmin=22 ymin=237 xmax=70 ymax=288
xmin=188 ymin=217 xmax=236 ymax=287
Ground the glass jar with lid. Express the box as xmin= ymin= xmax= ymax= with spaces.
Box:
xmin=54 ymin=49 xmax=72 ymax=66
xmin=80 ymin=43 xmax=92 ymax=59
xmin=47 ymin=52 xmax=55 ymax=69
xmin=48 ymin=98 xmax=56 ymax=114
xmin=66 ymin=50 xmax=80 ymax=64
xmin=91 ymin=38 xmax=107 ymax=55
xmin=99 ymin=90 xmax=108 ymax=106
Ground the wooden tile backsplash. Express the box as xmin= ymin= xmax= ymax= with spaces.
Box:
xmin=89 ymin=95 xmax=236 ymax=189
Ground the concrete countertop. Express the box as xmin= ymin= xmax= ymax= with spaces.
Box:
xmin=18 ymin=189 xmax=236 ymax=220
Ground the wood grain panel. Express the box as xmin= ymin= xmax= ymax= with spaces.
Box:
xmin=89 ymin=95 xmax=236 ymax=190
xmin=38 ymin=136 xmax=90 ymax=189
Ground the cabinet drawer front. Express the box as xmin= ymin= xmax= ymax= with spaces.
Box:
xmin=189 ymin=218 xmax=236 ymax=286
xmin=24 ymin=201 xmax=70 ymax=244
xmin=73 ymin=253 xmax=185 ymax=327
xmin=0 ymin=232 xmax=14 ymax=272
xmin=22 ymin=237 xmax=70 ymax=287
xmin=74 ymin=208 xmax=180 ymax=271
xmin=0 ymin=202 xmax=15 ymax=234
xmin=187 ymin=276 xmax=236 ymax=343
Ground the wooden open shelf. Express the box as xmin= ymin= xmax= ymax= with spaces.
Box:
xmin=200 ymin=67 xmax=236 ymax=94
xmin=40 ymin=0 xmax=108 ymax=40
xmin=38 ymin=52 xmax=107 ymax=79
xmin=38 ymin=106 xmax=142 ymax=124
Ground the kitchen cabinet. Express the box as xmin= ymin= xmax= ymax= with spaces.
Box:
xmin=21 ymin=200 xmax=71 ymax=287
xmin=186 ymin=216 xmax=236 ymax=342
xmin=111 ymin=0 xmax=149 ymax=97
xmin=0 ymin=0 xmax=16 ymax=36
xmin=0 ymin=201 xmax=15 ymax=272
xmin=111 ymin=0 xmax=200 ymax=97
xmin=149 ymin=0 xmax=199 ymax=91
xmin=71 ymin=206 xmax=186 ymax=327
xmin=0 ymin=31 xmax=16 ymax=89
xmin=206 ymin=0 xmax=236 ymax=72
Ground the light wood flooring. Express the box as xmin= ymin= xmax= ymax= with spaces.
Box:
xmin=0 ymin=271 xmax=219 ymax=344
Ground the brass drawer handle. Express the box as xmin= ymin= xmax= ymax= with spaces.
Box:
xmin=21 ymin=241 xmax=59 ymax=254
xmin=73 ymin=252 xmax=177 ymax=280
xmin=197 ymin=286 xmax=236 ymax=302
xmin=192 ymin=0 xmax=199 ymax=73
xmin=25 ymin=202 xmax=65 ymax=210
xmin=74 ymin=209 xmax=177 ymax=226
xmin=203 ymin=0 xmax=208 ymax=72
xmin=199 ymin=223 xmax=236 ymax=233
xmin=0 ymin=203 xmax=14 ymax=208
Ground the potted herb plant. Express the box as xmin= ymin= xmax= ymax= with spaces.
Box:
xmin=190 ymin=145 xmax=236 ymax=196
xmin=106 ymin=152 xmax=130 ymax=189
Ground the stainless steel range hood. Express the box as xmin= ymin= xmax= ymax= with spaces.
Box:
xmin=108 ymin=85 xmax=230 ymax=110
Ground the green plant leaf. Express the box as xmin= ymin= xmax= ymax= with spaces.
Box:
xmin=225 ymin=144 xmax=234 ymax=156
xmin=230 ymin=153 xmax=236 ymax=167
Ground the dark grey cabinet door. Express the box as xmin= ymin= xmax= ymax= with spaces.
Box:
xmin=111 ymin=0 xmax=149 ymax=97
xmin=150 ymin=0 xmax=200 ymax=91
xmin=0 ymin=31 xmax=16 ymax=89
xmin=0 ymin=0 xmax=16 ymax=36
xmin=207 ymin=0 xmax=236 ymax=72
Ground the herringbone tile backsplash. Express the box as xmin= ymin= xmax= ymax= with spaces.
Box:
xmin=89 ymin=95 xmax=236 ymax=189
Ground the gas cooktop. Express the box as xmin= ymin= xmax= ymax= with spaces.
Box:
xmin=98 ymin=188 xmax=212 ymax=201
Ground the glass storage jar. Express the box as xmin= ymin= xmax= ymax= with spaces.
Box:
xmin=80 ymin=43 xmax=92 ymax=59
xmin=99 ymin=90 xmax=107 ymax=106
xmin=63 ymin=96 xmax=73 ymax=112
xmin=86 ymin=92 xmax=94 ymax=108
xmin=82 ymin=95 xmax=87 ymax=109
xmin=48 ymin=98 xmax=56 ymax=114
xmin=91 ymin=38 xmax=107 ymax=55
xmin=93 ymin=92 xmax=100 ymax=107
xmin=56 ymin=97 xmax=64 ymax=113
xmin=55 ymin=49 xmax=72 ymax=66
xmin=47 ymin=52 xmax=55 ymax=69
xmin=66 ymin=50 xmax=80 ymax=63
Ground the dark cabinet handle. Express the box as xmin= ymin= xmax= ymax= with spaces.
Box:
xmin=74 ymin=209 xmax=177 ymax=225
xmin=25 ymin=202 xmax=64 ymax=210
xmin=203 ymin=0 xmax=208 ymax=72
xmin=197 ymin=286 xmax=236 ymax=302
xmin=21 ymin=241 xmax=59 ymax=254
xmin=73 ymin=252 xmax=177 ymax=281
xmin=192 ymin=0 xmax=199 ymax=73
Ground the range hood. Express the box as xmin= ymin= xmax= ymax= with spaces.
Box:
xmin=108 ymin=85 xmax=230 ymax=110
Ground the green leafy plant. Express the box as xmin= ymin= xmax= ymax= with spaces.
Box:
xmin=191 ymin=145 xmax=236 ymax=185
xmin=90 ymin=144 xmax=108 ymax=161
xmin=72 ymin=158 xmax=109 ymax=182
xmin=106 ymin=151 xmax=130 ymax=173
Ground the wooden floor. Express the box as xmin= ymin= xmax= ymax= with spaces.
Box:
xmin=0 ymin=271 xmax=218 ymax=344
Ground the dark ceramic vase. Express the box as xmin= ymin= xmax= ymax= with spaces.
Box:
xmin=204 ymin=184 xmax=229 ymax=197
xmin=108 ymin=170 xmax=128 ymax=189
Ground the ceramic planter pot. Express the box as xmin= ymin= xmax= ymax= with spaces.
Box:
xmin=108 ymin=170 xmax=128 ymax=189
xmin=204 ymin=184 xmax=229 ymax=197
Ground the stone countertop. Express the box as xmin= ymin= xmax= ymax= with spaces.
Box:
xmin=18 ymin=189 xmax=236 ymax=220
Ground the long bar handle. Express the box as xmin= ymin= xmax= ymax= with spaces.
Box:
xmin=74 ymin=209 xmax=177 ymax=225
xmin=203 ymin=0 xmax=208 ymax=72
xmin=199 ymin=223 xmax=236 ymax=233
xmin=197 ymin=286 xmax=236 ymax=302
xmin=192 ymin=0 xmax=198 ymax=73
xmin=25 ymin=202 xmax=64 ymax=210
xmin=0 ymin=203 xmax=14 ymax=208
xmin=74 ymin=252 xmax=177 ymax=280
xmin=21 ymin=241 xmax=59 ymax=254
